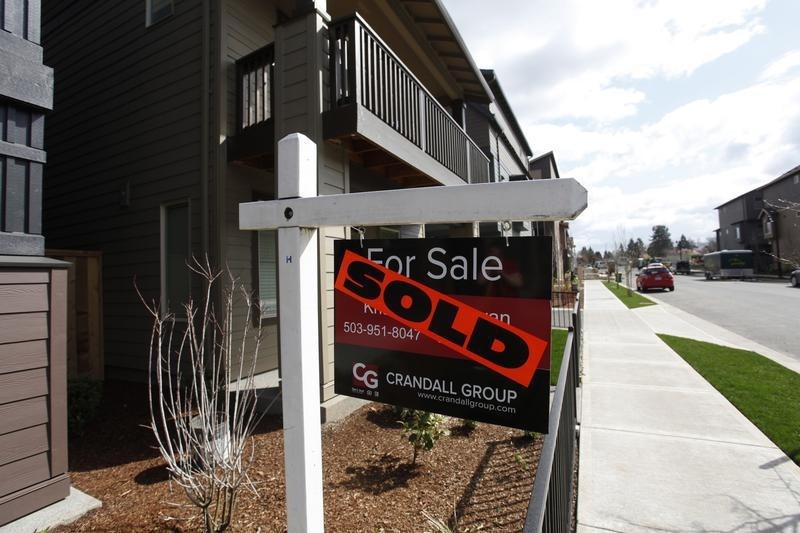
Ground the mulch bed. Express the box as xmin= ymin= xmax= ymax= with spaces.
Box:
xmin=59 ymin=382 xmax=542 ymax=532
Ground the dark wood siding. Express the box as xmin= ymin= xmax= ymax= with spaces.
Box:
xmin=0 ymin=103 xmax=47 ymax=255
xmin=42 ymin=0 xmax=205 ymax=378
xmin=0 ymin=262 xmax=69 ymax=527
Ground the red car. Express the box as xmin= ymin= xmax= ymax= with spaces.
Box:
xmin=636 ymin=264 xmax=674 ymax=292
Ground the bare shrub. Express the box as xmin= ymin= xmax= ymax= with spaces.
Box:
xmin=139 ymin=258 xmax=264 ymax=533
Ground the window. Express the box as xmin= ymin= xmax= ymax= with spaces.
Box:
xmin=735 ymin=226 xmax=741 ymax=241
xmin=763 ymin=219 xmax=773 ymax=239
xmin=146 ymin=0 xmax=173 ymax=26
xmin=257 ymin=230 xmax=277 ymax=318
xmin=161 ymin=202 xmax=190 ymax=315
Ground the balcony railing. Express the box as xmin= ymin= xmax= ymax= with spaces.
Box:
xmin=236 ymin=44 xmax=274 ymax=133
xmin=329 ymin=15 xmax=490 ymax=184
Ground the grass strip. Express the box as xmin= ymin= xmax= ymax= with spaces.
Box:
xmin=659 ymin=334 xmax=800 ymax=465
xmin=602 ymin=280 xmax=656 ymax=309
xmin=550 ymin=328 xmax=568 ymax=386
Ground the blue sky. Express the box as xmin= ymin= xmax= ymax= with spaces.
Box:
xmin=442 ymin=0 xmax=800 ymax=252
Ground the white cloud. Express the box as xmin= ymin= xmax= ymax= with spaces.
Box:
xmin=444 ymin=0 xmax=766 ymax=122
xmin=530 ymin=76 xmax=800 ymax=185
xmin=761 ymin=49 xmax=800 ymax=80
xmin=440 ymin=0 xmax=798 ymax=250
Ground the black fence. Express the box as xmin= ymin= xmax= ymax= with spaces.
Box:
xmin=524 ymin=294 xmax=581 ymax=532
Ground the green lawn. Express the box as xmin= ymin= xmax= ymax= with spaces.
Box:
xmin=602 ymin=280 xmax=656 ymax=309
xmin=659 ymin=334 xmax=800 ymax=465
xmin=550 ymin=328 xmax=568 ymax=386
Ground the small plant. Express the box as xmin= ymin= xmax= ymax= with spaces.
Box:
xmin=68 ymin=379 xmax=103 ymax=437
xmin=513 ymin=450 xmax=528 ymax=469
xmin=460 ymin=419 xmax=478 ymax=432
xmin=400 ymin=410 xmax=448 ymax=465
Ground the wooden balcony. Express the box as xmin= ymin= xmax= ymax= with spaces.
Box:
xmin=324 ymin=14 xmax=491 ymax=186
xmin=227 ymin=44 xmax=274 ymax=167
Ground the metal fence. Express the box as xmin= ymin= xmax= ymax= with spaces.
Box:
xmin=552 ymin=290 xmax=578 ymax=329
xmin=524 ymin=294 xmax=582 ymax=532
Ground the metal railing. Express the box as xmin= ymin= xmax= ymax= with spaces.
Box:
xmin=524 ymin=293 xmax=581 ymax=532
xmin=552 ymin=290 xmax=578 ymax=329
xmin=329 ymin=15 xmax=491 ymax=184
xmin=236 ymin=43 xmax=274 ymax=133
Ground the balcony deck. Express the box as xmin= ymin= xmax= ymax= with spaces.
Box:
xmin=229 ymin=15 xmax=490 ymax=187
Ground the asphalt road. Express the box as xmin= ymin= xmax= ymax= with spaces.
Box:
xmin=639 ymin=272 xmax=800 ymax=358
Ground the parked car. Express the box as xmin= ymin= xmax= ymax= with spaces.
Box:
xmin=675 ymin=261 xmax=691 ymax=275
xmin=636 ymin=264 xmax=674 ymax=292
xmin=791 ymin=269 xmax=799 ymax=288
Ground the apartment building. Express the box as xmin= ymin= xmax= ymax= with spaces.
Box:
xmin=41 ymin=0 xmax=565 ymax=415
xmin=716 ymin=164 xmax=800 ymax=275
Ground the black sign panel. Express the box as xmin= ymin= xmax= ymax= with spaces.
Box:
xmin=334 ymin=237 xmax=552 ymax=432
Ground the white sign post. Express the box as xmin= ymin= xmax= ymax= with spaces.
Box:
xmin=241 ymin=133 xmax=588 ymax=532
xmin=275 ymin=134 xmax=324 ymax=532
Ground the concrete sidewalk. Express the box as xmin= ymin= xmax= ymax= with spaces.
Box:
xmin=577 ymin=280 xmax=800 ymax=532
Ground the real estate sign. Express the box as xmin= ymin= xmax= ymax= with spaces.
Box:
xmin=334 ymin=237 xmax=552 ymax=432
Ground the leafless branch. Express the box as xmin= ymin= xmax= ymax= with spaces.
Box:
xmin=140 ymin=256 xmax=273 ymax=533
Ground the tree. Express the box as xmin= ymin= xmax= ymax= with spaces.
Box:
xmin=647 ymin=225 xmax=673 ymax=258
xmin=676 ymin=234 xmax=694 ymax=260
xmin=626 ymin=238 xmax=645 ymax=259
xmin=699 ymin=236 xmax=717 ymax=254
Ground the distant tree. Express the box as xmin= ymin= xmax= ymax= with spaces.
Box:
xmin=647 ymin=225 xmax=673 ymax=258
xmin=699 ymin=236 xmax=717 ymax=254
xmin=626 ymin=238 xmax=646 ymax=259
xmin=676 ymin=234 xmax=695 ymax=260
xmin=578 ymin=246 xmax=595 ymax=265
xmin=636 ymin=238 xmax=646 ymax=256
xmin=603 ymin=250 xmax=613 ymax=260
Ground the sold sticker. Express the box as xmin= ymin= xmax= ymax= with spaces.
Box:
xmin=334 ymin=249 xmax=549 ymax=387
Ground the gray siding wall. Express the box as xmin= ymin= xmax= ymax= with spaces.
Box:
xmin=274 ymin=12 xmax=348 ymax=400
xmin=762 ymin=174 xmax=800 ymax=270
xmin=318 ymin=142 xmax=347 ymax=400
xmin=221 ymin=0 xmax=278 ymax=374
xmin=42 ymin=0 xmax=205 ymax=379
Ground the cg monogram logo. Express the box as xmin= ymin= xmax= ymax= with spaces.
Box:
xmin=352 ymin=362 xmax=379 ymax=390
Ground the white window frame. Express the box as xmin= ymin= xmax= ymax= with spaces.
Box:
xmin=146 ymin=0 xmax=174 ymax=27
xmin=160 ymin=200 xmax=191 ymax=319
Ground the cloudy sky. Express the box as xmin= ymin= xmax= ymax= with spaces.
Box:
xmin=442 ymin=0 xmax=800 ymax=252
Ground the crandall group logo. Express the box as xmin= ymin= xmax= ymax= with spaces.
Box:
xmin=352 ymin=362 xmax=379 ymax=390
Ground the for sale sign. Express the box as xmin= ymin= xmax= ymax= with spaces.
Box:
xmin=334 ymin=237 xmax=552 ymax=432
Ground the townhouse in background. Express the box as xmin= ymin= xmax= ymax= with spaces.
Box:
xmin=1 ymin=0 xmax=71 ymax=525
xmin=716 ymin=164 xmax=800 ymax=275
xmin=41 ymin=0 xmax=569 ymax=416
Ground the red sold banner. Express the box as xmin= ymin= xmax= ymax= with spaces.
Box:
xmin=335 ymin=249 xmax=548 ymax=387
